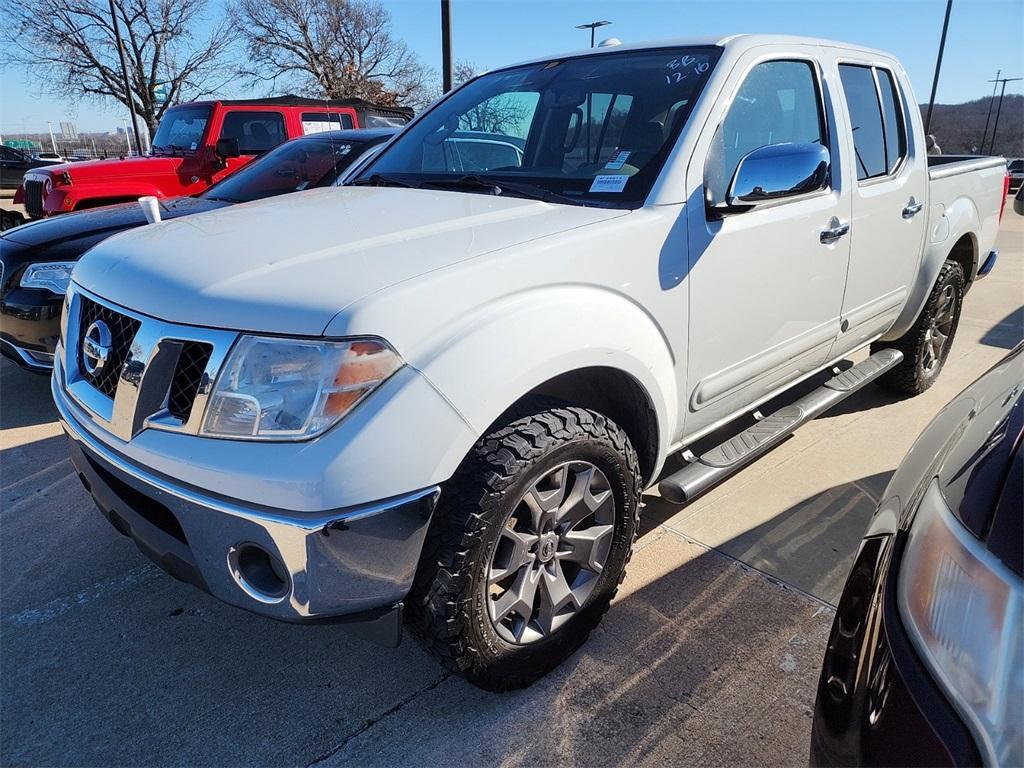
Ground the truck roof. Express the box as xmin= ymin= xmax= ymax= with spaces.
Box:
xmin=183 ymin=95 xmax=414 ymax=119
xmin=501 ymin=33 xmax=896 ymax=70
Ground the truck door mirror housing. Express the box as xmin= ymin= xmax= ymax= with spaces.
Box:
xmin=721 ymin=142 xmax=830 ymax=214
xmin=215 ymin=137 xmax=241 ymax=159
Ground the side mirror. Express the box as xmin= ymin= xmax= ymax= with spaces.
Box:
xmin=215 ymin=137 xmax=240 ymax=159
xmin=722 ymin=142 xmax=830 ymax=214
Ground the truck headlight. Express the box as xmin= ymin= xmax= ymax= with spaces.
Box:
xmin=201 ymin=335 xmax=402 ymax=440
xmin=898 ymin=481 xmax=1023 ymax=767
xmin=21 ymin=262 xmax=76 ymax=294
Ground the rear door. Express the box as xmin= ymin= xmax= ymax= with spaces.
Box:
xmin=831 ymin=61 xmax=927 ymax=357
xmin=684 ymin=49 xmax=851 ymax=436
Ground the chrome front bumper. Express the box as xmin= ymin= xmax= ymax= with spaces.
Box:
xmin=54 ymin=372 xmax=439 ymax=644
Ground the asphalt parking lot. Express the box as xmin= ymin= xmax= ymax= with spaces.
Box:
xmin=2 ymin=211 xmax=1021 ymax=767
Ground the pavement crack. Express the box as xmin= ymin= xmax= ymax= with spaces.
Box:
xmin=306 ymin=672 xmax=452 ymax=766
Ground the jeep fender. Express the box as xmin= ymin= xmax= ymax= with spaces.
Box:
xmin=65 ymin=183 xmax=167 ymax=211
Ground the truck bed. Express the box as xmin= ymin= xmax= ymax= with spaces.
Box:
xmin=928 ymin=154 xmax=1006 ymax=180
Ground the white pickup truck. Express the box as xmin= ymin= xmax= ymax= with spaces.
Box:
xmin=52 ymin=35 xmax=1009 ymax=690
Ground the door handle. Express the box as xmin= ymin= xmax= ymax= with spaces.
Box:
xmin=820 ymin=218 xmax=850 ymax=244
xmin=902 ymin=199 xmax=924 ymax=218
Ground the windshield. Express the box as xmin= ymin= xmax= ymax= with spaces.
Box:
xmin=359 ymin=47 xmax=719 ymax=207
xmin=201 ymin=136 xmax=375 ymax=203
xmin=151 ymin=105 xmax=212 ymax=152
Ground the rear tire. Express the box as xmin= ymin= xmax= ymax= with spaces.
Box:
xmin=406 ymin=405 xmax=641 ymax=691
xmin=872 ymin=259 xmax=964 ymax=395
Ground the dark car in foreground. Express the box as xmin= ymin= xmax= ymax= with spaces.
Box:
xmin=0 ymin=128 xmax=395 ymax=371
xmin=811 ymin=343 xmax=1023 ymax=767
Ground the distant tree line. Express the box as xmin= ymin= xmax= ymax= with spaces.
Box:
xmin=923 ymin=95 xmax=1023 ymax=157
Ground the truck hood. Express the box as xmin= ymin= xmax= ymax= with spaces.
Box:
xmin=73 ymin=186 xmax=628 ymax=335
xmin=42 ymin=154 xmax=188 ymax=184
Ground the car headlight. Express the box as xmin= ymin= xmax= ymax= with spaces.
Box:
xmin=21 ymin=261 xmax=76 ymax=294
xmin=201 ymin=335 xmax=402 ymax=441
xmin=898 ymin=480 xmax=1023 ymax=767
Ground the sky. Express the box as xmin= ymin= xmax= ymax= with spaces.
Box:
xmin=1 ymin=0 xmax=1022 ymax=134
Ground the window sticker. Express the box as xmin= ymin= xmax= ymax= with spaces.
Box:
xmin=604 ymin=150 xmax=631 ymax=170
xmin=589 ymin=174 xmax=629 ymax=193
xmin=190 ymin=142 xmax=198 ymax=150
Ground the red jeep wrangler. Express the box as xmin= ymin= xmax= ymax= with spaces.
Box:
xmin=15 ymin=96 xmax=412 ymax=218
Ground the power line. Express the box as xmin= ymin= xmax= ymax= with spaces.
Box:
xmin=979 ymin=69 xmax=1000 ymax=152
xmin=987 ymin=76 xmax=1022 ymax=155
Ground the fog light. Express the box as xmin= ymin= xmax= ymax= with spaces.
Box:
xmin=228 ymin=543 xmax=290 ymax=602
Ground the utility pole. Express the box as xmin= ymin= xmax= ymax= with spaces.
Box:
xmin=924 ymin=0 xmax=953 ymax=136
xmin=575 ymin=20 xmax=610 ymax=48
xmin=980 ymin=69 xmax=1000 ymax=152
xmin=440 ymin=0 xmax=453 ymax=92
xmin=987 ymin=76 xmax=1022 ymax=155
xmin=47 ymin=121 xmax=58 ymax=153
xmin=108 ymin=0 xmax=142 ymax=156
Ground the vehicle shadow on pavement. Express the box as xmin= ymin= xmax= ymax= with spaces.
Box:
xmin=321 ymin=528 xmax=837 ymax=767
xmin=1 ymin=477 xmax=890 ymax=767
xmin=0 ymin=361 xmax=56 ymax=431
xmin=980 ymin=304 xmax=1024 ymax=349
xmin=640 ymin=471 xmax=891 ymax=606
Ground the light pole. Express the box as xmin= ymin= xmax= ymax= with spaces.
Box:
xmin=923 ymin=0 xmax=953 ymax=136
xmin=441 ymin=0 xmax=453 ymax=92
xmin=575 ymin=20 xmax=610 ymax=48
xmin=988 ymin=76 xmax=1022 ymax=155
xmin=108 ymin=0 xmax=142 ymax=156
xmin=122 ymin=118 xmax=132 ymax=155
xmin=47 ymin=121 xmax=58 ymax=153
xmin=980 ymin=69 xmax=1000 ymax=152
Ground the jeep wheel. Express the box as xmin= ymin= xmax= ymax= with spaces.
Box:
xmin=407 ymin=406 xmax=641 ymax=691
xmin=872 ymin=259 xmax=964 ymax=395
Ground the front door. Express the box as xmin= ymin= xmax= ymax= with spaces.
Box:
xmin=211 ymin=109 xmax=289 ymax=183
xmin=831 ymin=62 xmax=927 ymax=357
xmin=683 ymin=52 xmax=851 ymax=437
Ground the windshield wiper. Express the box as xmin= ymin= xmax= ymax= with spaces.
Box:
xmin=351 ymin=173 xmax=420 ymax=189
xmin=420 ymin=175 xmax=588 ymax=207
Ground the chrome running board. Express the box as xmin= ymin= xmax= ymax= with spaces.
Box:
xmin=659 ymin=349 xmax=903 ymax=504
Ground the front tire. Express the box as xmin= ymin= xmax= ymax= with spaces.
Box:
xmin=872 ymin=259 xmax=964 ymax=395
xmin=406 ymin=406 xmax=641 ymax=691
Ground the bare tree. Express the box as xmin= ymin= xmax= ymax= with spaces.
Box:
xmin=0 ymin=0 xmax=233 ymax=136
xmin=232 ymin=0 xmax=431 ymax=108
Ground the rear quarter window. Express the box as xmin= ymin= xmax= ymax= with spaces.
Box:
xmin=839 ymin=64 xmax=908 ymax=181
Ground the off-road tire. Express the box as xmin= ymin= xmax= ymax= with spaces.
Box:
xmin=406 ymin=405 xmax=642 ymax=691
xmin=872 ymin=259 xmax=964 ymax=395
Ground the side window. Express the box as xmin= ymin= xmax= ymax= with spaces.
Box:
xmin=446 ymin=139 xmax=522 ymax=171
xmin=705 ymin=60 xmax=825 ymax=205
xmin=301 ymin=112 xmax=354 ymax=134
xmin=839 ymin=64 xmax=887 ymax=180
xmin=219 ymin=111 xmax=287 ymax=154
xmin=420 ymin=91 xmax=539 ymax=174
xmin=563 ymin=93 xmax=635 ymax=172
xmin=876 ymin=69 xmax=907 ymax=173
